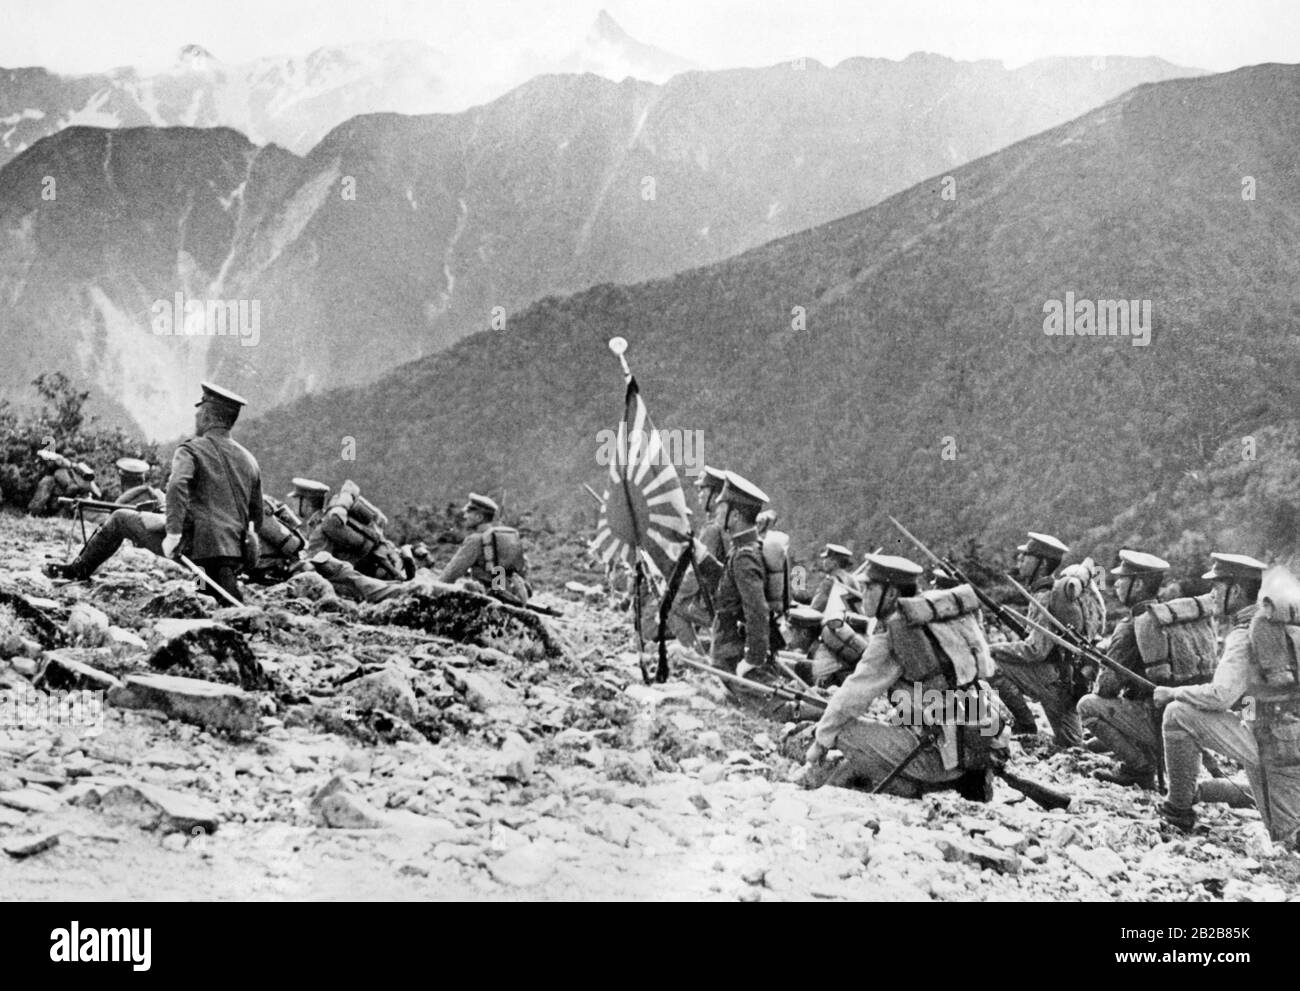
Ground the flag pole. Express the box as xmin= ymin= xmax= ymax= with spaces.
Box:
xmin=609 ymin=337 xmax=652 ymax=684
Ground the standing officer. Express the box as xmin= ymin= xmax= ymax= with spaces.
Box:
xmin=709 ymin=472 xmax=771 ymax=679
xmin=162 ymin=382 xmax=263 ymax=603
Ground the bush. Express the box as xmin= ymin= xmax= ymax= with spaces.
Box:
xmin=0 ymin=374 xmax=157 ymax=511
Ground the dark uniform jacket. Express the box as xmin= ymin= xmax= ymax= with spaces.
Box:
xmin=1096 ymin=600 xmax=1156 ymax=701
xmin=166 ymin=428 xmax=263 ymax=559
xmin=699 ymin=521 xmax=728 ymax=564
xmin=710 ymin=527 xmax=769 ymax=668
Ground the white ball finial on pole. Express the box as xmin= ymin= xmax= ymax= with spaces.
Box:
xmin=608 ymin=337 xmax=632 ymax=381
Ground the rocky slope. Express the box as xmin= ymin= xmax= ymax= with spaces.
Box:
xmin=1 ymin=513 xmax=1296 ymax=901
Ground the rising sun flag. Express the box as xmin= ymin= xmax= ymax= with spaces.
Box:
xmin=589 ymin=379 xmax=691 ymax=582
xmin=589 ymin=338 xmax=692 ymax=681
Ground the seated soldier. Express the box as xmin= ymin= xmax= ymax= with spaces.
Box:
xmin=113 ymin=457 xmax=166 ymax=511
xmin=439 ymin=492 xmax=531 ymax=605
xmin=43 ymin=506 xmax=167 ymax=580
xmin=28 ymin=449 xmax=99 ymax=516
xmin=305 ymin=479 xmax=414 ymax=581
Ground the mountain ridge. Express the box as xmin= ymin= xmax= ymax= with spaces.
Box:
xmin=238 ymin=62 xmax=1300 ymax=567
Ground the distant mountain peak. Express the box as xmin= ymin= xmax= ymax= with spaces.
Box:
xmin=592 ymin=9 xmax=626 ymax=40
xmin=177 ymin=44 xmax=218 ymax=68
xmin=561 ymin=8 xmax=698 ymax=82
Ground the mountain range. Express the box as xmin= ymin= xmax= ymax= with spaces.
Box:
xmin=237 ymin=63 xmax=1300 ymax=568
xmin=0 ymin=48 xmax=1199 ymax=438
xmin=0 ymin=12 xmax=698 ymax=167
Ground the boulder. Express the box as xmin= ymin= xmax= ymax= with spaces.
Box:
xmin=34 ymin=649 xmax=124 ymax=693
xmin=148 ymin=619 xmax=264 ymax=689
xmin=95 ymin=782 xmax=221 ymax=834
xmin=68 ymin=603 xmax=110 ymax=647
xmin=935 ymin=835 xmax=1021 ymax=874
xmin=317 ymin=791 xmax=387 ymax=829
xmin=341 ymin=667 xmax=417 ymax=721
xmin=109 ymin=673 xmax=260 ymax=734
xmin=3 ymin=833 xmax=60 ymax=858
xmin=0 ymin=789 xmax=61 ymax=814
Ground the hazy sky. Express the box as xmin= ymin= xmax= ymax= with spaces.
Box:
xmin=4 ymin=0 xmax=1297 ymax=74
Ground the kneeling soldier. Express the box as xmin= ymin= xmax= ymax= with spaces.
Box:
xmin=804 ymin=554 xmax=1008 ymax=798
xmin=988 ymin=531 xmax=1083 ymax=745
xmin=1077 ymin=550 xmax=1174 ymax=789
xmin=1154 ymin=553 xmax=1300 ymax=842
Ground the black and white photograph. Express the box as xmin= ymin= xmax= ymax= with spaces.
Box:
xmin=0 ymin=0 xmax=1294 ymax=955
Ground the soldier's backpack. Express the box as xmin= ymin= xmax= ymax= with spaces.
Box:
xmin=482 ymin=526 xmax=527 ymax=576
xmin=1134 ymin=593 xmax=1218 ymax=686
xmin=1247 ymin=595 xmax=1300 ymax=768
xmin=761 ymin=530 xmax=791 ymax=615
xmin=322 ymin=480 xmax=390 ymax=555
xmin=1048 ymin=559 xmax=1107 ymax=640
xmin=257 ymin=495 xmax=306 ymax=560
xmin=815 ymin=579 xmax=868 ymax=665
xmin=887 ymin=584 xmax=999 ymax=771
xmin=889 ymin=584 xmax=995 ymax=691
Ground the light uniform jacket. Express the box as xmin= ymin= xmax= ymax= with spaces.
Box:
xmin=1166 ymin=605 xmax=1289 ymax=710
xmin=165 ymin=428 xmax=263 ymax=559
xmin=811 ymin=569 xmax=862 ymax=613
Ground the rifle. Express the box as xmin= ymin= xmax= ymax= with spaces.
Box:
xmin=872 ymin=725 xmax=941 ymax=794
xmin=521 ymin=601 xmax=562 ymax=618
xmin=679 ymin=652 xmax=1073 ymax=810
xmin=1001 ymin=573 xmax=1166 ymax=789
xmin=177 ymin=554 xmax=243 ymax=608
xmin=1000 ymin=603 xmax=1157 ymax=693
xmin=57 ymin=497 xmax=138 ymax=513
xmin=888 ymin=516 xmax=1029 ymax=639
xmin=676 ymin=654 xmax=831 ymax=714
xmin=867 ymin=723 xmax=1071 ymax=809
xmin=57 ymin=497 xmax=142 ymax=555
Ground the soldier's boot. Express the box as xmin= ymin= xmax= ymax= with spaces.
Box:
xmin=42 ymin=561 xmax=87 ymax=581
xmin=954 ymin=768 xmax=995 ymax=803
xmin=990 ymin=673 xmax=1037 ymax=735
xmin=1157 ymin=799 xmax=1197 ymax=832
xmin=1094 ymin=766 xmax=1157 ymax=790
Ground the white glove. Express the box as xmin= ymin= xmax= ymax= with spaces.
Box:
xmin=162 ymin=533 xmax=181 ymax=559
